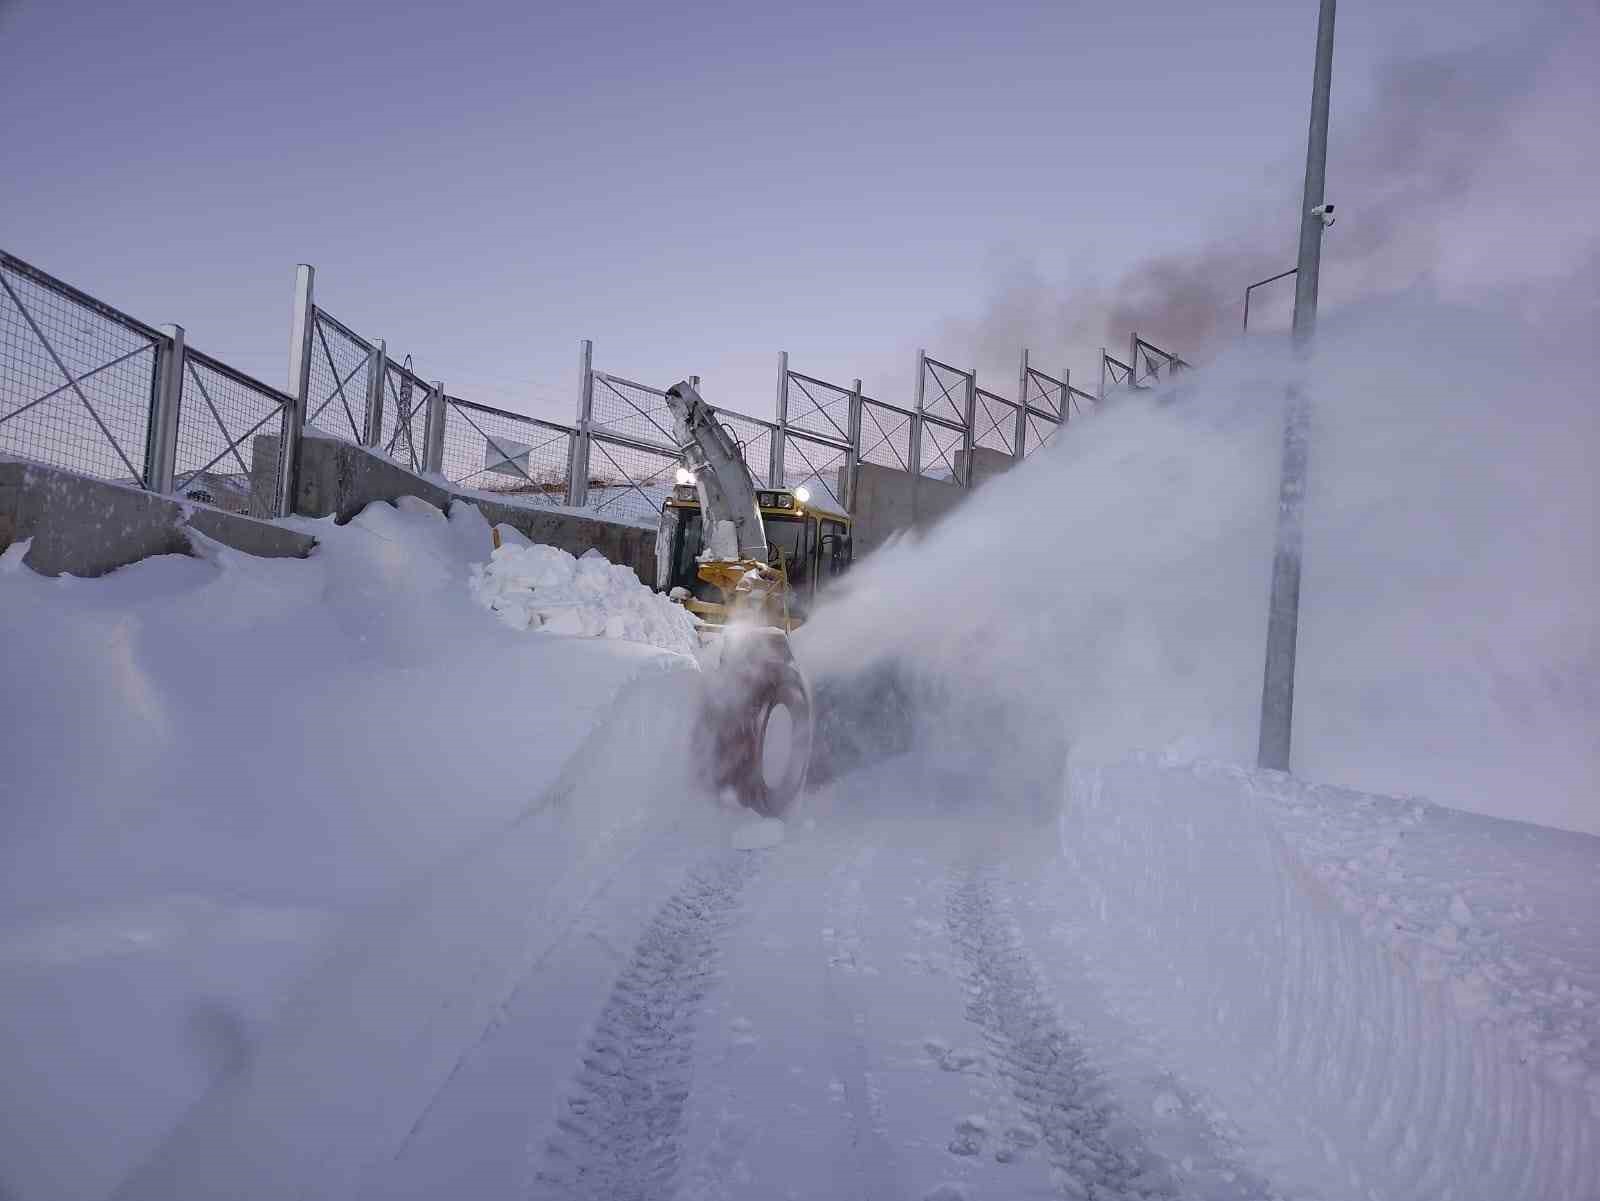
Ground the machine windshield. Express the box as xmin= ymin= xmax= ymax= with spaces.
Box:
xmin=764 ymin=515 xmax=813 ymax=597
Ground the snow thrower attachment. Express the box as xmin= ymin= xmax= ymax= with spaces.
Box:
xmin=657 ymin=380 xmax=852 ymax=815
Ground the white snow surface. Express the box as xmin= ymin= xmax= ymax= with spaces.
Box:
xmin=0 ymin=497 xmax=706 ymax=1201
xmin=470 ymin=537 xmax=699 ymax=655
xmin=0 ymin=298 xmax=1595 ymax=1201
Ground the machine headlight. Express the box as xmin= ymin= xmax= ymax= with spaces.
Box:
xmin=793 ymin=486 xmax=811 ymax=505
xmin=675 ymin=467 xmax=697 ymax=486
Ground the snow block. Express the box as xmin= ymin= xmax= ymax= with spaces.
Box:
xmin=0 ymin=459 xmax=315 ymax=578
xmin=1058 ymin=756 xmax=1598 ymax=1200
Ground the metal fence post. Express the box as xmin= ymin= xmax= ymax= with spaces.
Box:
xmin=423 ymin=380 xmax=446 ymax=474
xmin=1014 ymin=348 xmax=1030 ymax=460
xmin=771 ymin=351 xmax=789 ymax=487
xmin=1130 ymin=331 xmax=1141 ymax=387
xmin=568 ymin=338 xmax=593 ymax=507
xmin=909 ymin=347 xmax=926 ymax=478
xmin=961 ymin=366 xmax=977 ymax=486
xmin=145 ymin=324 xmax=184 ymax=493
xmin=363 ymin=339 xmax=387 ymax=447
xmin=844 ymin=378 xmax=862 ymax=509
xmin=278 ymin=264 xmax=314 ymax=517
xmin=1098 ymin=348 xmax=1108 ymax=401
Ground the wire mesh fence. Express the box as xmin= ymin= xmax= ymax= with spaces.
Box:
xmin=973 ymin=388 xmax=1019 ymax=456
xmin=715 ymin=410 xmax=776 ymax=487
xmin=782 ymin=431 xmax=849 ymax=512
xmin=440 ymin=396 xmax=572 ymax=504
xmin=585 ymin=436 xmax=678 ymax=525
xmin=1023 ymin=366 xmax=1065 ymax=421
xmin=0 ymin=253 xmax=158 ymax=486
xmin=1022 ymin=408 xmax=1061 ymax=457
xmin=857 ymin=399 xmax=913 ymax=473
xmin=920 ymin=357 xmax=972 ymax=427
xmin=918 ymin=417 xmax=967 ymax=483
xmin=174 ymin=349 xmax=290 ymax=517
xmin=304 ymin=311 xmax=372 ymax=444
xmin=589 ymin=372 xmax=676 ymax=451
xmin=378 ymin=362 xmax=430 ymax=472
xmin=3 ymin=249 xmax=1192 ymax=550
xmin=784 ymin=371 xmax=852 ymax=444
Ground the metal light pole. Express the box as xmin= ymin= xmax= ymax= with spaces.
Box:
xmin=1257 ymin=0 xmax=1336 ymax=773
xmin=1242 ymin=267 xmax=1298 ymax=333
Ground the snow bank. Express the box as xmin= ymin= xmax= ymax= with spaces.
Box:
xmin=0 ymin=497 xmax=696 ymax=1201
xmin=470 ymin=540 xmax=699 ymax=656
xmin=1054 ymin=756 xmax=1599 ymax=1200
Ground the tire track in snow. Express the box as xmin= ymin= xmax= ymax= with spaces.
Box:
xmin=530 ymin=853 xmax=758 ymax=1201
xmin=948 ymin=866 xmax=1177 ymax=1200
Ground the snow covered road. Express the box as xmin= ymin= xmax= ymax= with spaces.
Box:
xmin=386 ymin=802 xmax=1275 ymax=1201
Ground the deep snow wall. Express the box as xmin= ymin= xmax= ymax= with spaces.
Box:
xmin=1058 ymin=757 xmax=1598 ymax=1201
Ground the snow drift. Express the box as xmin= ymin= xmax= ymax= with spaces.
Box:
xmin=1053 ymin=756 xmax=1597 ymax=1201
xmin=0 ymin=497 xmax=701 ymax=1201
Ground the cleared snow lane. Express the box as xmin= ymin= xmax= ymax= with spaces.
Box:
xmin=531 ymin=852 xmax=760 ymax=1201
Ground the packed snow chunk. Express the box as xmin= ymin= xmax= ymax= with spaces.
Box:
xmin=470 ymin=542 xmax=698 ymax=656
xmin=731 ymin=817 xmax=785 ymax=851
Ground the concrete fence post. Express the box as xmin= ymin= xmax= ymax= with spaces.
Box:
xmin=146 ymin=324 xmax=184 ymax=493
xmin=279 ymin=264 xmax=314 ymax=518
xmin=909 ymin=347 xmax=926 ymax=479
xmin=568 ymin=339 xmax=593 ymax=507
xmin=1014 ymin=348 xmax=1030 ymax=459
xmin=423 ymin=380 xmax=446 ymax=475
xmin=363 ymin=339 xmax=387 ymax=447
xmin=771 ymin=350 xmax=789 ymax=488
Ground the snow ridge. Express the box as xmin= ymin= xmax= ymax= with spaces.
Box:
xmin=532 ymin=853 xmax=759 ymax=1200
xmin=947 ymin=867 xmax=1174 ymax=1199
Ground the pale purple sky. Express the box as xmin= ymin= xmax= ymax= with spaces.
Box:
xmin=0 ymin=0 xmax=1569 ymax=421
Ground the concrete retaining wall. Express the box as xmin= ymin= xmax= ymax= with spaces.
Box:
xmin=268 ymin=433 xmax=658 ymax=587
xmin=0 ymin=460 xmax=316 ymax=578
xmin=844 ymin=446 xmax=1015 ymax=556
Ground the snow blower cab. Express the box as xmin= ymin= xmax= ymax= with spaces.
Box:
xmin=657 ymin=486 xmax=853 ymax=630
xmin=655 ymin=381 xmax=854 ymax=816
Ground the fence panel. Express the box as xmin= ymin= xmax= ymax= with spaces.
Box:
xmin=173 ymin=349 xmax=290 ymax=517
xmin=918 ymin=417 xmax=967 ymax=483
xmin=920 ymin=357 xmax=972 ymax=427
xmin=0 ymin=253 xmax=158 ymax=485
xmin=784 ymin=370 xmax=852 ymax=444
xmin=715 ymin=409 xmax=775 ymax=487
xmin=782 ymin=431 xmax=849 ymax=513
xmin=974 ymin=388 xmax=1020 ymax=456
xmin=304 ymin=310 xmax=372 ymax=444
xmin=589 ymin=371 xmax=677 ymax=451
xmin=585 ymin=436 xmax=678 ymax=525
xmin=378 ymin=361 xmax=430 ymax=472
xmin=1023 ymin=367 xmax=1065 ymax=421
xmin=440 ymin=396 xmax=572 ymax=505
xmin=857 ymin=398 xmax=913 ymax=473
xmin=1022 ymin=408 xmax=1061 ymax=457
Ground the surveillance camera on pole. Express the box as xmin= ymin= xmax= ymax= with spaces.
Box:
xmin=1310 ymin=202 xmax=1335 ymax=228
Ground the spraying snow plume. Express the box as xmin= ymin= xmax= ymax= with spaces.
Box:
xmin=941 ymin=0 xmax=1600 ymax=378
xmin=801 ymin=295 xmax=1597 ymax=834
